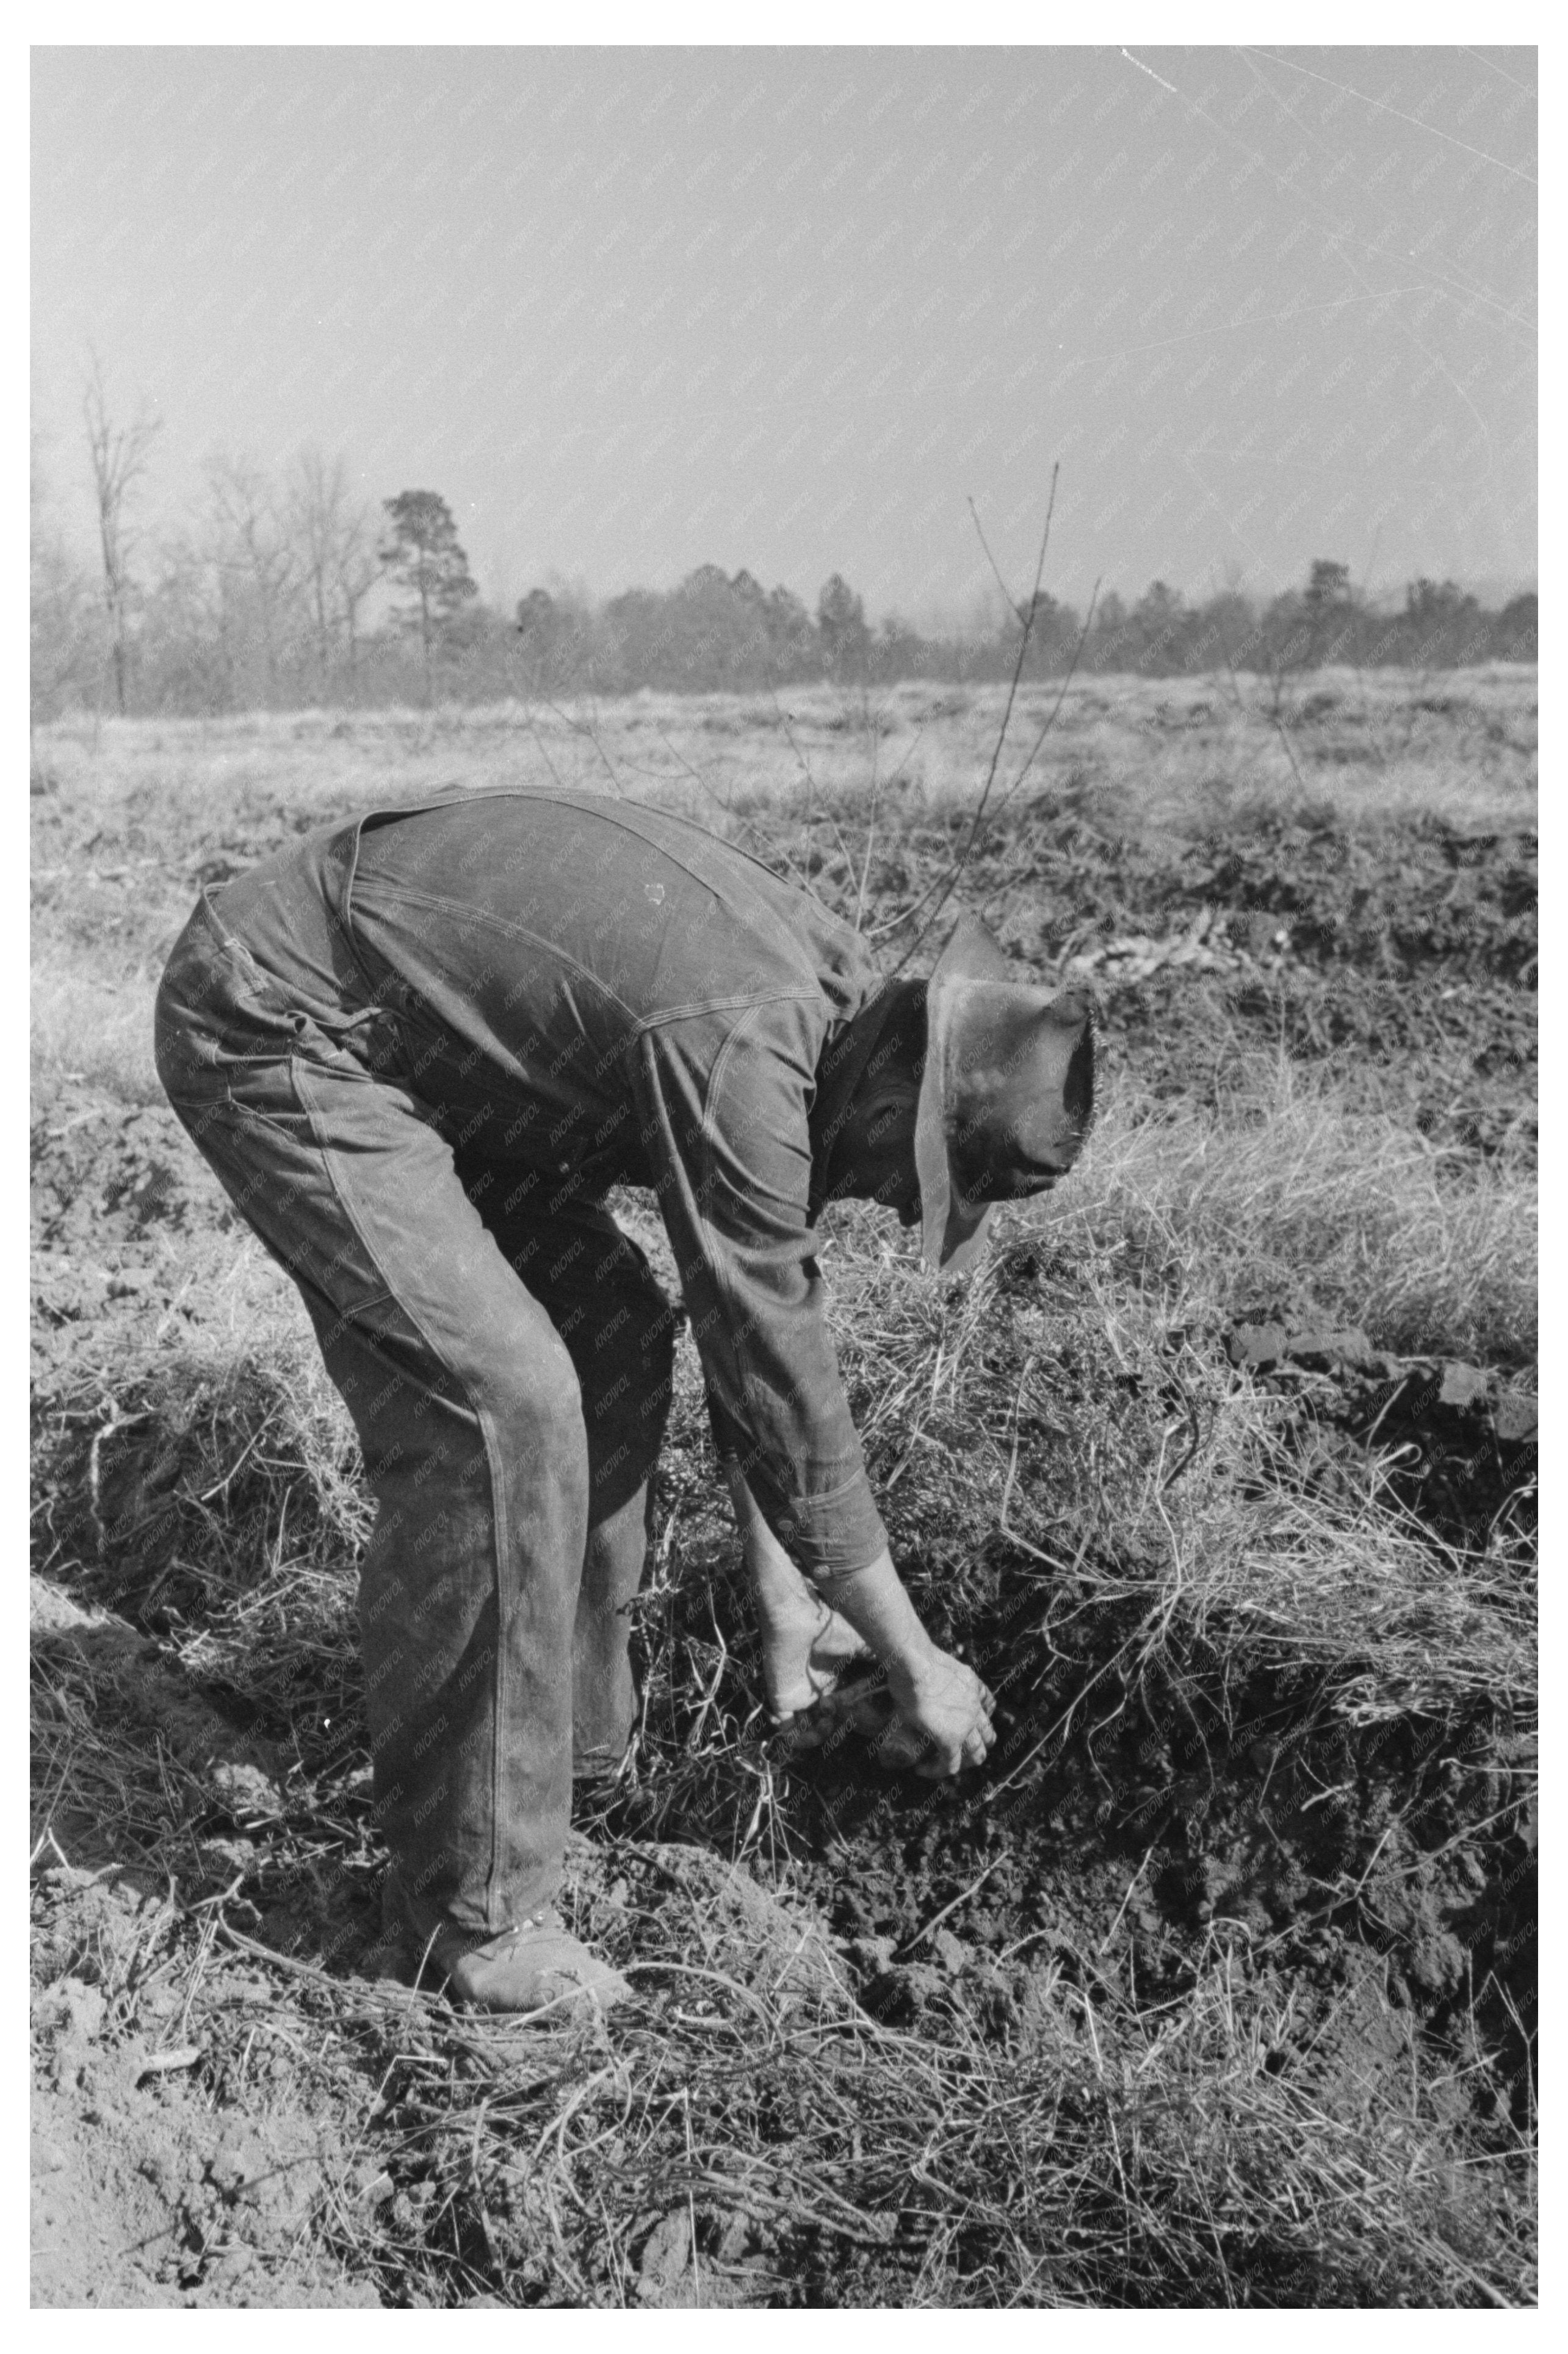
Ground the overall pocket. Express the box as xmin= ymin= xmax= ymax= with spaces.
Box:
xmin=155 ymin=896 xmax=311 ymax=1106
xmin=164 ymin=1046 xmax=401 ymax=1323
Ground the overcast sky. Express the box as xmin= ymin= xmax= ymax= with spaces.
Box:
xmin=31 ymin=44 xmax=1536 ymax=624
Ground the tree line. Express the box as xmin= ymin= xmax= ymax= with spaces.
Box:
xmin=31 ymin=384 xmax=1537 ymax=723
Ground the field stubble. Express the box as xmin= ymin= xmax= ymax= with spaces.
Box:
xmin=31 ymin=670 xmax=1535 ymax=2306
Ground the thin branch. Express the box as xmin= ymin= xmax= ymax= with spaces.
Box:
xmin=986 ymin=578 xmax=1103 ymax=822
xmin=967 ymin=496 xmax=1025 ymax=625
xmin=862 ymin=860 xmax=953 ymax=943
xmin=530 ymin=685 xmax=628 ymax=798
xmin=768 ymin=678 xmax=820 ymax=806
xmin=852 ymin=722 xmax=930 ymax=932
xmin=1213 ymin=599 xmax=1251 ymax=721
xmin=895 ymin=1856 xmax=1006 ymax=1959
xmin=853 ymin=705 xmax=883 ymax=933
xmin=654 ymin=726 xmax=820 ymax=899
xmin=1271 ymin=712 xmax=1309 ymax=794
xmin=514 ymin=694 xmax=574 ymax=795
xmin=801 ymin=800 xmax=861 ymax=898
xmin=889 ymin=466 xmax=1059 ymax=975
xmin=775 ymin=686 xmax=863 ymax=890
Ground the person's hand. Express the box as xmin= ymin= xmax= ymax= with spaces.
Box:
xmin=756 ymin=1584 xmax=871 ymax=1723
xmin=761 ymin=1540 xmax=995 ymax=1775
xmin=882 ymin=1647 xmax=997 ymax=1778
xmin=729 ymin=1480 xmax=872 ymax=1728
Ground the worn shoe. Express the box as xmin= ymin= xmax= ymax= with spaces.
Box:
xmin=383 ymin=1869 xmax=630 ymax=2019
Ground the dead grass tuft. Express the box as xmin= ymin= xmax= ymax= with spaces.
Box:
xmin=32 ymin=1623 xmax=1534 ymax=2308
xmin=31 ymin=678 xmax=1534 ymax=2305
xmin=32 ymin=958 xmax=164 ymax=1106
xmin=1050 ymin=1054 xmax=1537 ymax=1369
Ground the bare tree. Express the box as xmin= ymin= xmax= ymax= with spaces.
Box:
xmin=31 ymin=435 xmax=103 ymax=728
xmin=286 ymin=446 xmax=341 ymax=693
xmin=82 ymin=352 xmax=160 ymax=713
xmin=337 ymin=522 xmax=383 ymax=689
xmin=284 ymin=446 xmax=379 ymax=696
xmin=204 ymin=454 xmax=301 ymax=701
xmin=141 ymin=527 xmax=234 ymax=714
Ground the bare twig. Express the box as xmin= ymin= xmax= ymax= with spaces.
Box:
xmin=889 ymin=467 xmax=1060 ymax=974
xmin=966 ymin=496 xmax=1026 ymax=625
xmin=528 ymin=687 xmax=629 ymax=798
xmin=1271 ymin=712 xmax=1309 ymax=794
xmin=895 ymin=1856 xmax=1006 ymax=1958
xmin=1097 ymin=1845 xmax=1157 ymax=1955
xmin=987 ymin=578 xmax=1104 ymax=822
xmin=652 ymin=725 xmax=821 ymax=898
xmin=854 ymin=705 xmax=883 ymax=933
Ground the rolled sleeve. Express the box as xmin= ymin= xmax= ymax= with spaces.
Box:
xmin=633 ymin=1002 xmax=889 ymax=1580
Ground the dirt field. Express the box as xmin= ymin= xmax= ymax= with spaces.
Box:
xmin=31 ymin=669 xmax=1536 ymax=2306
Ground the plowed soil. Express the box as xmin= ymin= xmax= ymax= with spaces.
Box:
xmin=31 ymin=683 xmax=1536 ymax=2306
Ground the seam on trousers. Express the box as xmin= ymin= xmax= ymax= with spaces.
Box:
xmin=480 ymin=1390 xmax=508 ymax=1934
xmin=289 ymin=1059 xmax=513 ymax=1933
xmin=695 ymin=1003 xmax=770 ymax=1436
xmin=226 ymin=1074 xmax=401 ymax=1317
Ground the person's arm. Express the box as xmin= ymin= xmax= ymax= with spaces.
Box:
xmin=809 ymin=1549 xmax=997 ymax=1777
xmin=633 ymin=1005 xmax=889 ymax=1582
xmin=637 ymin=1008 xmax=994 ymax=1775
xmin=726 ymin=1466 xmax=859 ymax=1718
xmin=726 ymin=1468 xmax=994 ymax=1776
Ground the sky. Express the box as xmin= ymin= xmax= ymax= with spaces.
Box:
xmin=31 ymin=43 xmax=1537 ymax=625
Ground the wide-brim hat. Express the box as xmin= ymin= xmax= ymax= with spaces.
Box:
xmin=914 ymin=914 xmax=1094 ymax=1276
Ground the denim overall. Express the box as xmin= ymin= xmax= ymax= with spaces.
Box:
xmin=154 ymin=806 xmax=679 ymax=1934
xmin=154 ymin=791 xmax=883 ymax=1938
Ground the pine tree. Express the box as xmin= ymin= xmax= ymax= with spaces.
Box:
xmin=380 ymin=490 xmax=478 ymax=698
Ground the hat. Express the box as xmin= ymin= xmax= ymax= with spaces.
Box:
xmin=914 ymin=914 xmax=1094 ymax=1276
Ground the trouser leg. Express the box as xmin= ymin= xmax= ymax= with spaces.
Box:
xmin=156 ymin=1020 xmax=589 ymax=1936
xmin=458 ymin=1168 xmax=678 ymax=1782
xmin=571 ymin=1485 xmax=654 ymax=1778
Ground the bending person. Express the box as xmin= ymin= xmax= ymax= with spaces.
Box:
xmin=154 ymin=788 xmax=1092 ymax=2016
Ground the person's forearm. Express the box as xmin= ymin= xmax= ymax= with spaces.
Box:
xmin=807 ymin=1551 xmax=942 ymax=1695
xmin=724 ymin=1471 xmax=936 ymax=1690
xmin=727 ymin=1473 xmax=992 ymax=1773
xmin=726 ymin=1468 xmax=822 ymax=1634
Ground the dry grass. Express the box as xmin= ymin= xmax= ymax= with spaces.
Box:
xmin=32 ymin=1620 xmax=1536 ymax=2309
xmin=32 ymin=954 xmax=164 ymax=1106
xmin=797 ymin=1183 xmax=1536 ymax=1733
xmin=30 ymin=664 xmax=1537 ymax=846
xmin=30 ymin=1262 xmax=1537 ymax=2305
xmin=29 ymin=1112 xmax=1536 ymax=2301
xmin=1049 ymin=1055 xmax=1537 ymax=1369
xmin=30 ymin=673 xmax=1536 ymax=2306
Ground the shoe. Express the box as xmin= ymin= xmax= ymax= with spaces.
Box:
xmin=382 ymin=1868 xmax=630 ymax=2019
